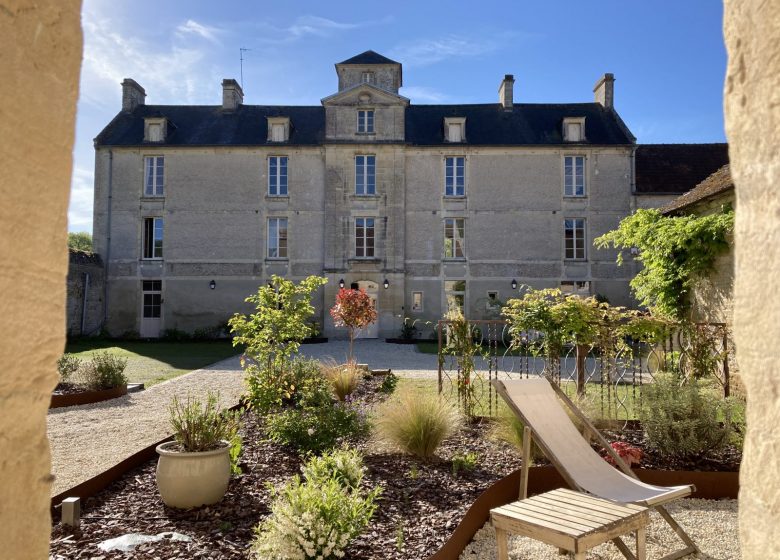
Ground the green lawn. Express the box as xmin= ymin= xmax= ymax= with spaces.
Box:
xmin=63 ymin=340 xmax=242 ymax=387
xmin=415 ymin=341 xmax=529 ymax=356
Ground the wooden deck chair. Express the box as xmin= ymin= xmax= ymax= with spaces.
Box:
xmin=492 ymin=377 xmax=699 ymax=560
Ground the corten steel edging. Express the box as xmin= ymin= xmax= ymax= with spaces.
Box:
xmin=50 ymin=402 xmax=245 ymax=515
xmin=50 ymin=384 xmax=128 ymax=409
xmin=427 ymin=466 xmax=738 ymax=560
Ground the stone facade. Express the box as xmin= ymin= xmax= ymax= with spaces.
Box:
xmin=92 ymin=51 xmax=691 ymax=339
xmin=66 ymin=250 xmax=105 ymax=336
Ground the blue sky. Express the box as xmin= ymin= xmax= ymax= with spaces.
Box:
xmin=68 ymin=0 xmax=727 ymax=232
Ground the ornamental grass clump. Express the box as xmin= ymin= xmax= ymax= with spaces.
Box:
xmin=168 ymin=391 xmax=240 ymax=452
xmin=253 ymin=449 xmax=381 ymax=560
xmin=321 ymin=360 xmax=363 ymax=401
xmin=376 ymin=391 xmax=461 ymax=459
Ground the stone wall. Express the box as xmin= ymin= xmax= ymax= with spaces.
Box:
xmin=0 ymin=1 xmax=82 ymax=557
xmin=66 ymin=250 xmax=105 ymax=336
xmin=724 ymin=0 xmax=780 ymax=556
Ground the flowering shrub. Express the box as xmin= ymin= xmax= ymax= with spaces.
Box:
xmin=604 ymin=441 xmax=643 ymax=468
xmin=253 ymin=449 xmax=381 ymax=560
xmin=245 ymin=357 xmax=331 ymax=414
xmin=329 ymin=288 xmax=377 ymax=362
xmin=265 ymin=400 xmax=371 ymax=454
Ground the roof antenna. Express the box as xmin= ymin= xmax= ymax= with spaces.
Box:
xmin=240 ymin=47 xmax=251 ymax=90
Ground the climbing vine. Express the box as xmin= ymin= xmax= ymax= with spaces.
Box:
xmin=594 ymin=207 xmax=734 ymax=319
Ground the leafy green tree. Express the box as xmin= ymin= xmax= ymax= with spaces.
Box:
xmin=229 ymin=275 xmax=327 ymax=376
xmin=594 ymin=208 xmax=734 ymax=319
xmin=68 ymin=231 xmax=92 ymax=252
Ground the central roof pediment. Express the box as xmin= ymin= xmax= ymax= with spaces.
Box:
xmin=321 ymin=83 xmax=409 ymax=107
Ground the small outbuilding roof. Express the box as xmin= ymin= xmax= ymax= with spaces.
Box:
xmin=660 ymin=165 xmax=733 ymax=215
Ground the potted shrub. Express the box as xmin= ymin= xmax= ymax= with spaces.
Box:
xmin=156 ymin=391 xmax=240 ymax=508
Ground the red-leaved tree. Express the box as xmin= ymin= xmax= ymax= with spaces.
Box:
xmin=330 ymin=288 xmax=378 ymax=363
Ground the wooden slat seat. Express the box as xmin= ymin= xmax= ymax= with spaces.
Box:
xmin=491 ymin=488 xmax=650 ymax=559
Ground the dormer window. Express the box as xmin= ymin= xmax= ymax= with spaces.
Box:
xmin=444 ymin=117 xmax=466 ymax=143
xmin=361 ymin=71 xmax=375 ymax=84
xmin=357 ymin=110 xmax=374 ymax=134
xmin=563 ymin=117 xmax=586 ymax=142
xmin=267 ymin=117 xmax=291 ymax=142
xmin=144 ymin=117 xmax=167 ymax=143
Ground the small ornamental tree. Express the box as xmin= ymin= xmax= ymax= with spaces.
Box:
xmin=330 ymin=288 xmax=377 ymax=363
xmin=230 ymin=275 xmax=327 ymax=376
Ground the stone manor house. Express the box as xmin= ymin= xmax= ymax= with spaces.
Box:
xmin=91 ymin=50 xmax=727 ymax=339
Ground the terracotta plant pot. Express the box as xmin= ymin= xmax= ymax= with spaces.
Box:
xmin=155 ymin=441 xmax=231 ymax=508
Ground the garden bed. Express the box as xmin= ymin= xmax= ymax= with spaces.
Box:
xmin=50 ymin=384 xmax=128 ymax=409
xmin=49 ymin=374 xmax=742 ymax=559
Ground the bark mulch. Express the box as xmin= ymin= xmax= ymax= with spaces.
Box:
xmin=49 ymin=376 xmax=741 ymax=559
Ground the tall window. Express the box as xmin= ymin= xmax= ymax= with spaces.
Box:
xmin=445 ymin=280 xmax=466 ymax=315
xmin=564 ymin=155 xmax=585 ymax=197
xmin=143 ymin=217 xmax=163 ymax=259
xmin=142 ymin=280 xmax=162 ymax=319
xmin=144 ymin=156 xmax=164 ymax=196
xmin=355 ymin=217 xmax=375 ymax=258
xmin=444 ymin=218 xmax=465 ymax=259
xmin=564 ymin=218 xmax=586 ymax=260
xmin=355 ymin=155 xmax=376 ymax=195
xmin=445 ymin=156 xmax=465 ymax=196
xmin=268 ymin=156 xmax=288 ymax=196
xmin=357 ymin=110 xmax=374 ymax=133
xmin=267 ymin=218 xmax=288 ymax=259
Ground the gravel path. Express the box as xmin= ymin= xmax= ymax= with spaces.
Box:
xmin=460 ymin=498 xmax=740 ymax=559
xmin=47 ymin=355 xmax=244 ymax=497
xmin=300 ymin=339 xmax=440 ymax=378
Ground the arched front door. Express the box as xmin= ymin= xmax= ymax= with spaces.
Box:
xmin=354 ymin=280 xmax=379 ymax=339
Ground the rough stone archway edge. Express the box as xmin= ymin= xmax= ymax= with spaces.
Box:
xmin=725 ymin=0 xmax=780 ymax=556
xmin=0 ymin=1 xmax=83 ymax=559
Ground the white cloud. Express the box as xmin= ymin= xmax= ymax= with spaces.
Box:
xmin=400 ymin=86 xmax=450 ymax=104
xmin=79 ymin=7 xmax=219 ymax=109
xmin=68 ymin=165 xmax=94 ymax=233
xmin=176 ymin=19 xmax=223 ymax=45
xmin=250 ymin=14 xmax=392 ymax=44
xmin=390 ymin=36 xmax=499 ymax=67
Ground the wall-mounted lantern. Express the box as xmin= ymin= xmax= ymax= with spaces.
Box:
xmin=383 ymin=279 xmax=390 ymax=289
xmin=209 ymin=280 xmax=216 ymax=290
xmin=339 ymin=278 xmax=345 ymax=289
xmin=511 ymin=279 xmax=518 ymax=290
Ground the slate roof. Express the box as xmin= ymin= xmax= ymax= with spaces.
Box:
xmin=96 ymin=105 xmax=326 ymax=146
xmin=660 ymin=165 xmax=733 ymax=215
xmin=95 ymin=103 xmax=635 ymax=147
xmin=635 ymin=143 xmax=729 ymax=195
xmin=337 ymin=50 xmax=400 ymax=65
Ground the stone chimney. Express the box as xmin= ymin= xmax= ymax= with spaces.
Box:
xmin=121 ymin=79 xmax=145 ymax=112
xmin=593 ymin=73 xmax=615 ymax=109
xmin=222 ymin=79 xmax=244 ymax=111
xmin=498 ymin=74 xmax=515 ymax=111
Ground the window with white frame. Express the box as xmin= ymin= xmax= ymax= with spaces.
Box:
xmin=355 ymin=155 xmax=376 ymax=195
xmin=361 ymin=71 xmax=375 ymax=84
xmin=563 ymin=117 xmax=585 ymax=142
xmin=267 ymin=217 xmax=288 ymax=259
xmin=144 ymin=156 xmax=164 ymax=196
xmin=444 ymin=218 xmax=465 ymax=259
xmin=564 ymin=218 xmax=586 ymax=260
xmin=444 ymin=117 xmax=466 ymax=142
xmin=355 ymin=217 xmax=375 ymax=258
xmin=445 ymin=156 xmax=465 ymax=196
xmin=561 ymin=281 xmax=590 ymax=295
xmin=357 ymin=110 xmax=374 ymax=133
xmin=564 ymin=155 xmax=586 ymax=197
xmin=267 ymin=117 xmax=290 ymax=142
xmin=411 ymin=291 xmax=423 ymax=312
xmin=445 ymin=280 xmax=466 ymax=315
xmin=143 ymin=217 xmax=163 ymax=259
xmin=268 ymin=156 xmax=288 ymax=196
